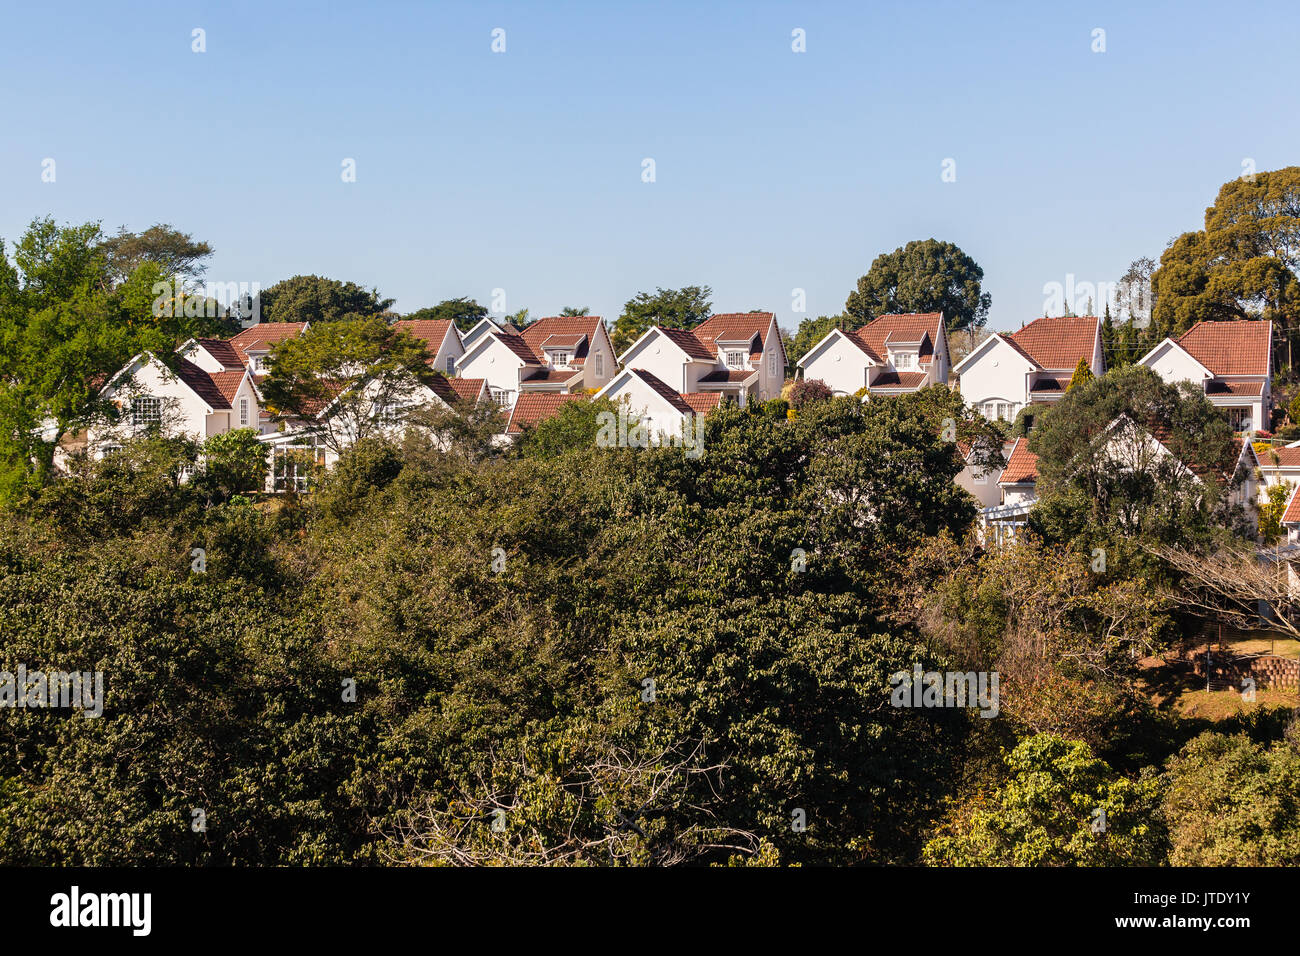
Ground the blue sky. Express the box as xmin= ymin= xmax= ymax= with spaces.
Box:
xmin=3 ymin=0 xmax=1297 ymax=333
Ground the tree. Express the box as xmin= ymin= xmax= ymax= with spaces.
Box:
xmin=1151 ymin=167 xmax=1300 ymax=342
xmin=559 ymin=306 xmax=590 ymax=316
xmin=1258 ymin=479 xmax=1294 ymax=545
xmin=1028 ymin=365 xmax=1246 ymax=553
xmin=259 ymin=317 xmax=440 ymax=455
xmin=196 ymin=428 xmax=269 ymax=503
xmin=403 ymin=297 xmax=487 ymax=332
xmin=611 ymin=286 xmax=712 ymax=354
xmin=254 ymin=275 xmax=394 ymax=325
xmin=1161 ymin=731 xmax=1300 ymax=866
xmin=514 ymin=397 xmax=616 ymax=458
xmin=787 ymin=378 xmax=832 ymax=410
xmin=788 ymin=314 xmax=843 ymax=368
xmin=1066 ymin=357 xmax=1094 ymax=391
xmin=844 ymin=239 xmax=991 ymax=334
xmin=99 ymin=224 xmax=213 ymax=287
xmin=923 ymin=734 xmax=1166 ymax=866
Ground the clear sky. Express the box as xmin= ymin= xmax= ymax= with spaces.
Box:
xmin=3 ymin=0 xmax=1297 ymax=333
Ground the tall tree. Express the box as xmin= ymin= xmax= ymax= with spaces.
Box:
xmin=611 ymin=286 xmax=712 ymax=354
xmin=99 ymin=224 xmax=213 ymax=287
xmin=844 ymin=239 xmax=991 ymax=333
xmin=254 ymin=275 xmax=394 ymax=325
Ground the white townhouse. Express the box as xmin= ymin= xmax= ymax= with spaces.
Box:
xmin=85 ymin=349 xmax=260 ymax=458
xmin=455 ymin=315 xmax=617 ymax=409
xmin=617 ymin=312 xmax=787 ymax=407
xmin=594 ymin=368 xmax=721 ymax=441
xmin=392 ymin=318 xmax=465 ymax=377
xmin=462 ymin=316 xmax=520 ymax=351
xmin=796 ymin=312 xmax=950 ymax=397
xmin=1137 ymin=320 xmax=1273 ymax=433
xmin=952 ymin=316 xmax=1104 ymax=424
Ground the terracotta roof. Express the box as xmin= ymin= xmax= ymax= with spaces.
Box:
xmin=392 ymin=319 xmax=455 ymax=352
xmin=1255 ymin=446 xmax=1300 ymax=468
xmin=522 ymin=367 xmax=584 ymax=384
xmin=194 ymin=338 xmax=245 ymax=370
xmin=1283 ymin=485 xmax=1300 ymax=525
xmin=999 ymin=437 xmax=1039 ymax=484
xmin=448 ymin=378 xmax=486 ymax=403
xmin=505 ymin=392 xmax=588 ymax=434
xmin=229 ymin=322 xmax=309 ymax=363
xmin=1007 ymin=316 xmax=1099 ymax=370
xmin=519 ymin=316 xmax=604 ymax=363
xmin=495 ymin=332 xmax=545 ymax=365
xmin=680 ymin=392 xmax=721 ymax=415
xmin=691 ymin=313 xmax=774 ymax=354
xmin=870 ymin=370 xmax=928 ymax=390
xmin=1176 ymin=320 xmax=1271 ymax=377
xmin=175 ymin=359 xmax=232 ymax=410
xmin=851 ymin=313 xmax=942 ymax=367
xmin=657 ymin=327 xmax=717 ymax=360
xmin=210 ymin=370 xmax=248 ymax=405
xmin=538 ymin=333 xmax=587 ymax=350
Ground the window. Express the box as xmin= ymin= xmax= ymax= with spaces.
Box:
xmin=131 ymin=396 xmax=161 ymax=428
xmin=253 ymin=355 xmax=268 ymax=372
xmin=769 ymin=352 xmax=776 ymax=375
xmin=446 ymin=355 xmax=456 ymax=374
xmin=1227 ymin=407 xmax=1251 ymax=431
xmin=595 ymin=352 xmax=603 ymax=377
xmin=895 ymin=352 xmax=914 ymax=370
xmin=552 ymin=351 xmax=572 ymax=368
xmin=726 ymin=351 xmax=746 ymax=368
xmin=239 ymin=398 xmax=249 ymax=426
xmin=489 ymin=387 xmax=514 ymax=408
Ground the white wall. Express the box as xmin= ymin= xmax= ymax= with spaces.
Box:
xmin=621 ymin=331 xmax=693 ymax=392
xmin=956 ymin=337 xmax=1034 ymax=414
xmin=456 ymin=336 xmax=526 ymax=404
xmin=800 ymin=333 xmax=868 ymax=396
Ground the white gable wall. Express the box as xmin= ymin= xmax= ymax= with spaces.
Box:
xmin=455 ymin=336 xmax=528 ymax=405
xmin=799 ymin=333 xmax=870 ymax=396
xmin=955 ymin=337 xmax=1035 ymax=418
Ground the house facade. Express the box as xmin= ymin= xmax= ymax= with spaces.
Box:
xmin=594 ymin=368 xmax=721 ymax=442
xmin=953 ymin=316 xmax=1104 ymax=424
xmin=392 ymin=319 xmax=465 ymax=376
xmin=796 ymin=312 xmax=950 ymax=397
xmin=1137 ymin=320 xmax=1272 ymax=432
xmin=455 ymin=315 xmax=617 ymax=409
xmin=617 ymin=312 xmax=786 ymax=406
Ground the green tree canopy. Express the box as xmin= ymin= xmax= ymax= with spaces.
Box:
xmin=611 ymin=286 xmax=712 ymax=354
xmin=403 ymin=296 xmax=488 ymax=331
xmin=844 ymin=239 xmax=991 ymax=333
xmin=254 ymin=275 xmax=394 ymax=325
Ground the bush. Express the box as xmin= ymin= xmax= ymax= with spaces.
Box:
xmin=787 ymin=378 xmax=833 ymax=410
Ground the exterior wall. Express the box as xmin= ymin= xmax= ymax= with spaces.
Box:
xmin=621 ymin=331 xmax=693 ymax=392
xmin=956 ymin=460 xmax=1002 ymax=509
xmin=800 ymin=334 xmax=870 ymax=396
xmin=956 ymin=337 xmax=1033 ymax=417
xmin=600 ymin=374 xmax=687 ymax=438
xmin=430 ymin=328 xmax=465 ymax=377
xmin=1143 ymin=342 xmax=1210 ymax=387
xmin=757 ymin=321 xmax=785 ymax=401
xmin=579 ymin=325 xmax=617 ymax=391
xmin=455 ymin=336 xmax=527 ymax=405
xmin=90 ymin=357 xmax=212 ymax=454
xmin=1001 ymin=482 xmax=1037 ymax=507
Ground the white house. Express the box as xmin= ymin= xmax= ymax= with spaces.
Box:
xmin=455 ymin=315 xmax=617 ymax=409
xmin=392 ymin=318 xmax=465 ymax=376
xmin=796 ymin=312 xmax=950 ymax=397
xmin=616 ymin=312 xmax=787 ymax=407
xmin=86 ymin=351 xmax=259 ymax=457
xmin=593 ymin=368 xmax=721 ymax=441
xmin=1137 ymin=320 xmax=1272 ymax=432
xmin=952 ymin=316 xmax=1104 ymax=424
xmin=227 ymin=322 xmax=310 ymax=377
xmin=955 ymin=438 xmax=1014 ymax=511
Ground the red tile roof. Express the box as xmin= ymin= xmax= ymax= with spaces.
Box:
xmin=1256 ymin=446 xmax=1300 ymax=468
xmin=175 ymin=359 xmax=232 ymax=410
xmin=999 ymin=437 xmax=1039 ymax=484
xmin=505 ymin=392 xmax=588 ymax=434
xmin=681 ymin=392 xmax=721 ymax=415
xmin=392 ymin=319 xmax=456 ymax=352
xmin=870 ymin=370 xmax=928 ymax=390
xmin=626 ymin=369 xmax=695 ymax=416
xmin=1176 ymin=320 xmax=1271 ymax=377
xmin=658 ymin=327 xmax=717 ymax=360
xmin=448 ymin=378 xmax=486 ymax=403
xmin=522 ymin=367 xmax=584 ymax=384
xmin=229 ymin=322 xmax=308 ymax=363
xmin=1205 ymin=380 xmax=1264 ymax=396
xmin=210 ymin=370 xmax=248 ymax=405
xmin=1007 ymin=316 xmax=1099 ymax=370
xmin=850 ymin=313 xmax=942 ymax=367
xmin=697 ymin=369 xmax=759 ymax=384
xmin=194 ymin=338 xmax=245 ymax=370
xmin=519 ymin=316 xmax=605 ymax=364
xmin=1029 ymin=374 xmax=1073 ymax=393
xmin=1283 ymin=485 xmax=1300 ymax=525
xmin=691 ymin=313 xmax=774 ymax=354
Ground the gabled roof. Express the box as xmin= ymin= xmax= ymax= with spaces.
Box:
xmin=448 ymin=378 xmax=487 ymax=403
xmin=1007 ymin=316 xmax=1100 ymax=370
xmin=851 ymin=313 xmax=943 ymax=367
xmin=228 ymin=322 xmax=309 ymax=363
xmin=505 ymin=392 xmax=588 ymax=434
xmin=1253 ymin=445 xmax=1300 ymax=468
xmin=1174 ymin=320 xmax=1272 ymax=377
xmin=681 ymin=392 xmax=721 ymax=415
xmin=1282 ymin=484 xmax=1300 ymax=526
xmin=657 ymin=327 xmax=717 ymax=361
xmin=998 ymin=437 xmax=1039 ymax=485
xmin=175 ymin=358 xmax=236 ymax=411
xmin=392 ymin=319 xmax=457 ymax=354
xmin=691 ymin=313 xmax=774 ymax=353
xmin=870 ymin=370 xmax=929 ymax=390
xmin=625 ymin=368 xmax=695 ymax=416
xmin=519 ymin=316 xmax=606 ymax=365
xmin=192 ymin=338 xmax=245 ymax=371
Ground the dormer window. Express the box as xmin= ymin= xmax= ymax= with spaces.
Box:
xmin=550 ymin=351 xmax=572 ymax=368
xmin=893 ymin=351 xmax=915 ymax=370
xmin=726 ymin=351 xmax=746 ymax=369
